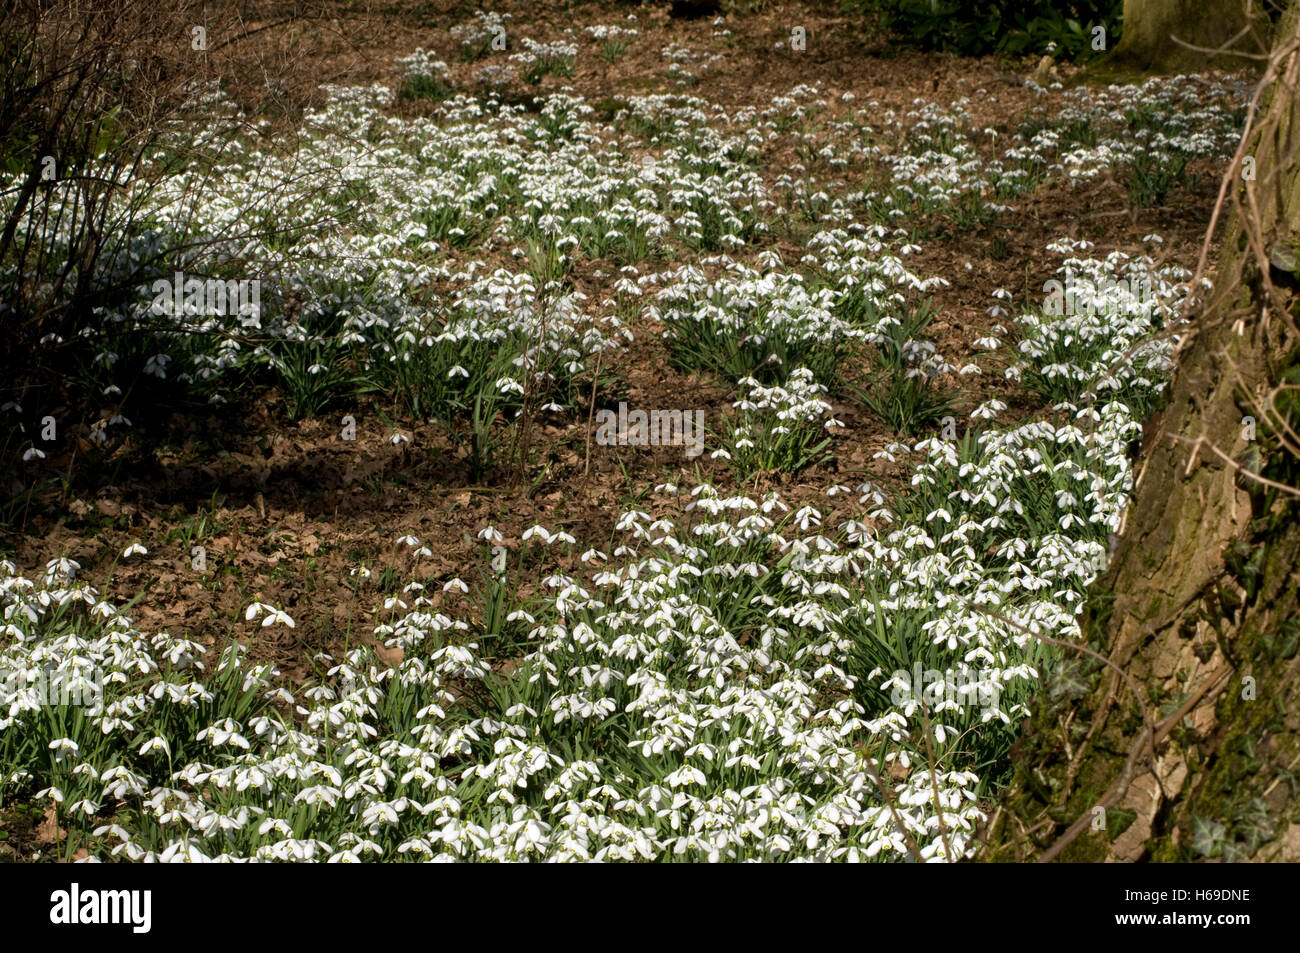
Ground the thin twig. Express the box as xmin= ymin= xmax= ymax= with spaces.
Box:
xmin=1037 ymin=666 xmax=1232 ymax=863
xmin=1166 ymin=431 xmax=1300 ymax=497
xmin=583 ymin=349 xmax=604 ymax=480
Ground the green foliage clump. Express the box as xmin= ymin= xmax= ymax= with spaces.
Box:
xmin=848 ymin=0 xmax=1121 ymax=60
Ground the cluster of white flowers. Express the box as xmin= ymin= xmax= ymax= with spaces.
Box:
xmin=660 ymin=42 xmax=725 ymax=86
xmin=720 ymin=368 xmax=843 ymax=473
xmin=1025 ymin=76 xmax=1246 ymax=183
xmin=516 ymin=37 xmax=577 ymax=60
xmin=394 ymin=48 xmax=451 ymax=83
xmin=650 ymin=229 xmax=945 ymax=384
xmin=1014 ymin=241 xmax=1189 ymax=407
xmin=509 ymin=37 xmax=578 ymax=82
xmin=0 ymin=58 xmax=1246 ymax=861
xmin=0 ymin=245 xmax=1197 ymax=862
xmin=733 ymin=368 xmax=837 ymax=424
xmin=584 ymin=24 xmax=638 ymax=42
xmin=0 ymin=295 xmax=1164 ymax=860
xmin=450 ymin=11 xmax=511 ymax=59
xmin=473 ymin=64 xmax=516 ymax=88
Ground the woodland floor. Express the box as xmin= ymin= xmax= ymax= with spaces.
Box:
xmin=3 ymin=0 xmax=1230 ymax=684
xmin=0 ymin=0 xmax=1250 ymax=862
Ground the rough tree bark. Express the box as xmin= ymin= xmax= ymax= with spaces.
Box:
xmin=1109 ymin=0 xmax=1273 ymax=72
xmin=980 ymin=2 xmax=1300 ymax=862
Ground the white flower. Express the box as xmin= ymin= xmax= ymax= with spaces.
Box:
xmin=245 ymin=602 xmax=294 ymax=628
xmin=139 ymin=737 xmax=171 ymax=758
xmin=48 ymin=738 xmax=80 ymax=762
xmin=522 ymin=525 xmax=554 ymax=544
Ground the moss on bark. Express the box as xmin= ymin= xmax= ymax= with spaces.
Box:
xmin=978 ymin=3 xmax=1300 ymax=863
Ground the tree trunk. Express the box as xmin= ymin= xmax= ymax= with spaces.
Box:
xmin=981 ymin=4 xmax=1300 ymax=862
xmin=1110 ymin=0 xmax=1272 ymax=72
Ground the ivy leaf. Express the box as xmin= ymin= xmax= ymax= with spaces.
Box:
xmin=1191 ymin=815 xmax=1226 ymax=858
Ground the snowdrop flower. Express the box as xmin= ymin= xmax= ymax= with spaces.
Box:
xmin=143 ymin=353 xmax=171 ymax=378
xmin=970 ymin=399 xmax=1007 ymax=421
xmin=139 ymin=737 xmax=171 ymax=758
xmin=122 ymin=543 xmax=148 ymax=559
xmin=244 ymin=601 xmax=272 ymax=621
xmin=48 ymin=738 xmax=80 ymax=762
xmin=44 ymin=556 xmax=80 ymax=581
xmin=245 ymin=602 xmax=295 ymax=628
